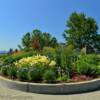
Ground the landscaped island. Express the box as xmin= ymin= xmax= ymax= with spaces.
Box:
xmin=0 ymin=12 xmax=100 ymax=84
xmin=0 ymin=53 xmax=100 ymax=83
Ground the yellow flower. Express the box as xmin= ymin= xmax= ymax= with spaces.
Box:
xmin=14 ymin=55 xmax=56 ymax=68
xmin=49 ymin=61 xmax=56 ymax=66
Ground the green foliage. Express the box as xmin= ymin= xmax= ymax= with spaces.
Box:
xmin=42 ymin=47 xmax=56 ymax=60
xmin=55 ymin=45 xmax=73 ymax=68
xmin=0 ymin=54 xmax=100 ymax=82
xmin=52 ymin=45 xmax=78 ymax=78
xmin=7 ymin=65 xmax=17 ymax=79
xmin=55 ymin=45 xmax=79 ymax=76
xmin=3 ymin=51 xmax=38 ymax=65
xmin=18 ymin=44 xmax=23 ymax=50
xmin=21 ymin=29 xmax=58 ymax=51
xmin=0 ymin=54 xmax=9 ymax=60
xmin=96 ymin=65 xmax=100 ymax=76
xmin=0 ymin=65 xmax=9 ymax=76
xmin=43 ymin=70 xmax=56 ymax=83
xmin=63 ymin=12 xmax=100 ymax=53
xmin=57 ymin=75 xmax=70 ymax=82
xmin=0 ymin=65 xmax=1 ymax=70
xmin=27 ymin=67 xmax=44 ymax=81
xmin=16 ymin=68 xmax=28 ymax=81
xmin=42 ymin=33 xmax=58 ymax=48
xmin=31 ymin=29 xmax=43 ymax=50
xmin=76 ymin=54 xmax=100 ymax=77
xmin=22 ymin=32 xmax=31 ymax=48
xmin=23 ymin=47 xmax=34 ymax=52
xmin=3 ymin=56 xmax=14 ymax=65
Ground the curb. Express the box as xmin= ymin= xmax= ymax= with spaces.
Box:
xmin=0 ymin=76 xmax=100 ymax=94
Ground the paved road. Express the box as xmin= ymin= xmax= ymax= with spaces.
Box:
xmin=0 ymin=87 xmax=100 ymax=100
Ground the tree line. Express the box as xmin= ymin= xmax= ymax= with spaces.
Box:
xmin=9 ymin=12 xmax=100 ymax=54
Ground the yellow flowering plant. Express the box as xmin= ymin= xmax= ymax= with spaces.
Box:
xmin=14 ymin=55 xmax=56 ymax=68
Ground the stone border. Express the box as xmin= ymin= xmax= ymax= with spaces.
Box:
xmin=0 ymin=76 xmax=100 ymax=94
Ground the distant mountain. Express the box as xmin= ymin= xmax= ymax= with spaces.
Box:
xmin=0 ymin=51 xmax=8 ymax=55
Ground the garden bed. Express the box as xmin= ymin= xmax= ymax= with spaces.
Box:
xmin=0 ymin=76 xmax=100 ymax=94
xmin=0 ymin=53 xmax=100 ymax=94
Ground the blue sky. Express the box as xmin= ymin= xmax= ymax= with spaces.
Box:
xmin=0 ymin=0 xmax=100 ymax=50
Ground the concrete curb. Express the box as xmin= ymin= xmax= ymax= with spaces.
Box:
xmin=0 ymin=76 xmax=100 ymax=94
xmin=0 ymin=76 xmax=28 ymax=92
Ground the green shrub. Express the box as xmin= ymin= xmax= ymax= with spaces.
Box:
xmin=76 ymin=54 xmax=100 ymax=77
xmin=55 ymin=45 xmax=79 ymax=77
xmin=55 ymin=45 xmax=74 ymax=68
xmin=3 ymin=56 xmax=14 ymax=65
xmin=42 ymin=47 xmax=56 ymax=60
xmin=12 ymin=51 xmax=38 ymax=60
xmin=95 ymin=65 xmax=100 ymax=76
xmin=43 ymin=70 xmax=56 ymax=83
xmin=0 ymin=54 xmax=9 ymax=61
xmin=0 ymin=65 xmax=9 ymax=76
xmin=27 ymin=67 xmax=43 ymax=81
xmin=3 ymin=51 xmax=38 ymax=65
xmin=16 ymin=68 xmax=28 ymax=81
xmin=57 ymin=75 xmax=70 ymax=82
xmin=0 ymin=63 xmax=2 ymax=70
xmin=7 ymin=65 xmax=17 ymax=79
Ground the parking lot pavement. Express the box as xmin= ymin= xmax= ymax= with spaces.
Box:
xmin=0 ymin=87 xmax=100 ymax=100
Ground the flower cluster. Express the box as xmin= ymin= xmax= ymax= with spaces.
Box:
xmin=14 ymin=55 xmax=56 ymax=68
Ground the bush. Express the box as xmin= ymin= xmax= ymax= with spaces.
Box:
xmin=0 ymin=63 xmax=3 ymax=70
xmin=57 ymin=75 xmax=70 ymax=82
xmin=3 ymin=51 xmax=38 ymax=65
xmin=0 ymin=65 xmax=9 ymax=76
xmin=55 ymin=45 xmax=79 ymax=77
xmin=14 ymin=55 xmax=56 ymax=68
xmin=16 ymin=68 xmax=28 ymax=81
xmin=12 ymin=51 xmax=38 ymax=60
xmin=55 ymin=45 xmax=75 ymax=68
xmin=3 ymin=56 xmax=14 ymax=65
xmin=95 ymin=65 xmax=100 ymax=77
xmin=27 ymin=67 xmax=44 ymax=81
xmin=43 ymin=70 xmax=56 ymax=83
xmin=76 ymin=54 xmax=100 ymax=77
xmin=42 ymin=47 xmax=56 ymax=60
xmin=0 ymin=54 xmax=9 ymax=61
xmin=7 ymin=65 xmax=17 ymax=79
